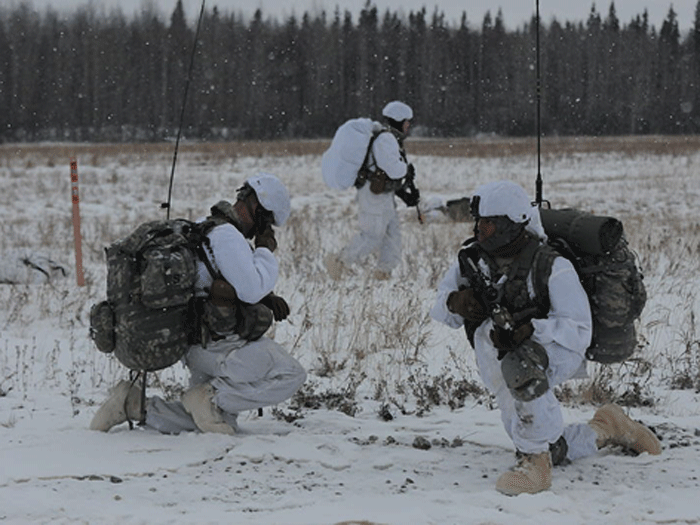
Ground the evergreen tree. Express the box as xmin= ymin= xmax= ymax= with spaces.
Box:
xmin=656 ymin=7 xmax=681 ymax=132
xmin=0 ymin=14 xmax=11 ymax=140
xmin=0 ymin=1 xmax=698 ymax=142
xmin=165 ymin=0 xmax=191 ymax=136
xmin=357 ymin=1 xmax=380 ymax=115
xmin=688 ymin=0 xmax=700 ymax=130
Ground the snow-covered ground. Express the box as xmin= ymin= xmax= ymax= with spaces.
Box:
xmin=1 ymin=139 xmax=699 ymax=524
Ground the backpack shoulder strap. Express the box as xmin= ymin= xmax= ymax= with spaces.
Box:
xmin=191 ymin=216 xmax=228 ymax=279
xmin=531 ymin=243 xmax=560 ymax=314
xmin=361 ymin=128 xmax=389 ymax=172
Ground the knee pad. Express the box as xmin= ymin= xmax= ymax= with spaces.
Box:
xmin=500 ymin=339 xmax=550 ymax=402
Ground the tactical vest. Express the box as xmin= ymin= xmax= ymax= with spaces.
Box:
xmin=464 ymin=212 xmax=646 ymax=364
xmin=477 ymin=238 xmax=557 ymax=326
xmin=355 ymin=128 xmax=406 ymax=194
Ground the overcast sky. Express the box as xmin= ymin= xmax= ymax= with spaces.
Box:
xmin=13 ymin=0 xmax=699 ymax=31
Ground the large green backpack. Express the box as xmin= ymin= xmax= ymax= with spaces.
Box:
xmin=537 ymin=208 xmax=647 ymax=364
xmin=89 ymin=218 xmax=217 ymax=372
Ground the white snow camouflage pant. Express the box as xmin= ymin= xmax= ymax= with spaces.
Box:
xmin=145 ymin=336 xmax=306 ymax=434
xmin=340 ymin=184 xmax=402 ymax=273
xmin=473 ymin=321 xmax=598 ymax=460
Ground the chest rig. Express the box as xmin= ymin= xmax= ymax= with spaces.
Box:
xmin=356 ymin=127 xmax=407 ymax=194
xmin=478 ymin=238 xmax=557 ymax=324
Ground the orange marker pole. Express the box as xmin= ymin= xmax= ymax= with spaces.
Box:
xmin=70 ymin=158 xmax=85 ymax=286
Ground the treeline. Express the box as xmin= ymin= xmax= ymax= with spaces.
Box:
xmin=1 ymin=1 xmax=699 ymax=142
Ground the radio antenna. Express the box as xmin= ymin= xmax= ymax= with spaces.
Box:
xmin=162 ymin=0 xmax=207 ymax=219
xmin=535 ymin=0 xmax=544 ymax=207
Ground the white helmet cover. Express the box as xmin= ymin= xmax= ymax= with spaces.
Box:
xmin=246 ymin=173 xmax=291 ymax=226
xmin=473 ymin=180 xmax=547 ymax=241
xmin=382 ymin=101 xmax=413 ymax=122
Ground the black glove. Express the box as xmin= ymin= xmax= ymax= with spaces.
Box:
xmin=447 ymin=288 xmax=488 ymax=323
xmin=490 ymin=322 xmax=534 ymax=359
xmin=396 ymin=164 xmax=420 ymax=207
xmin=405 ymin=187 xmax=421 ymax=207
xmin=260 ymin=293 xmax=290 ymax=321
xmin=396 ymin=185 xmax=420 ymax=207
xmin=255 ymin=225 xmax=277 ymax=252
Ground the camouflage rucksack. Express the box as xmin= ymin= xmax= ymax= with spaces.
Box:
xmin=536 ymin=208 xmax=647 ymax=364
xmin=89 ymin=218 xmax=216 ymax=372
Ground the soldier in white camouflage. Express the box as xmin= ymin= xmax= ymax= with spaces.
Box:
xmin=90 ymin=173 xmax=306 ymax=435
xmin=324 ymin=101 xmax=419 ymax=281
xmin=431 ymin=180 xmax=661 ymax=495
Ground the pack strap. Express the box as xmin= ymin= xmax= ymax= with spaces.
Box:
xmin=193 ymin=216 xmax=227 ymax=280
xmin=198 ymin=240 xmax=221 ymax=280
xmin=503 ymin=239 xmax=550 ymax=321
xmin=358 ymin=127 xmax=411 ymax=193
xmin=360 ymin=128 xmax=388 ymax=173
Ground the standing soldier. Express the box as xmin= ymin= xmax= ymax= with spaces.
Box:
xmin=325 ymin=101 xmax=420 ymax=281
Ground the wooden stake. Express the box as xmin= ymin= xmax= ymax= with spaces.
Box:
xmin=70 ymin=158 xmax=85 ymax=286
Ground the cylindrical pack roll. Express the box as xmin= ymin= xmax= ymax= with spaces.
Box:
xmin=539 ymin=208 xmax=623 ymax=255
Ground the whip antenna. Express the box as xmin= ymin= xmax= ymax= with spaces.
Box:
xmin=535 ymin=0 xmax=544 ymax=207
xmin=162 ymin=0 xmax=207 ymax=219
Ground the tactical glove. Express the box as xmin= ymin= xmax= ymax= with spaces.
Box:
xmin=396 ymin=164 xmax=420 ymax=207
xmin=490 ymin=322 xmax=534 ymax=358
xmin=260 ymin=293 xmax=290 ymax=321
xmin=447 ymin=288 xmax=487 ymax=323
xmin=255 ymin=225 xmax=277 ymax=253
xmin=397 ymin=186 xmax=420 ymax=207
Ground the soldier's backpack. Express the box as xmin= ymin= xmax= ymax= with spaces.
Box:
xmin=90 ymin=207 xmax=276 ymax=372
xmin=537 ymin=208 xmax=647 ymax=364
xmin=89 ymin=218 xmax=217 ymax=372
xmin=321 ymin=118 xmax=385 ymax=190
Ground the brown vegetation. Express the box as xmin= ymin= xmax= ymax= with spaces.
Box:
xmin=3 ymin=134 xmax=700 ymax=164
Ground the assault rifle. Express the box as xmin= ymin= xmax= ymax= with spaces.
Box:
xmin=457 ymin=245 xmax=514 ymax=332
xmin=457 ymin=244 xmax=539 ymax=359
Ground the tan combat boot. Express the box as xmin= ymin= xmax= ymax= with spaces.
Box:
xmin=495 ymin=450 xmax=552 ymax=496
xmin=588 ymin=403 xmax=661 ymax=455
xmin=181 ymin=383 xmax=236 ymax=435
xmin=90 ymin=380 xmax=143 ymax=432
